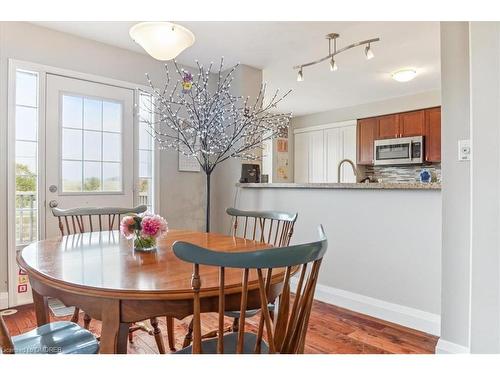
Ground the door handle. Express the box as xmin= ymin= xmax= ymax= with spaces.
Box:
xmin=48 ymin=200 xmax=58 ymax=208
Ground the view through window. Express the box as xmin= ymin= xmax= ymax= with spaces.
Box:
xmin=60 ymin=94 xmax=123 ymax=193
xmin=15 ymin=70 xmax=39 ymax=246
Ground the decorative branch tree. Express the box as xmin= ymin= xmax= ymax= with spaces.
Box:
xmin=141 ymin=59 xmax=292 ymax=232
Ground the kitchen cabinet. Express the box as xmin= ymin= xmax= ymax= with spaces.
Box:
xmin=294 ymin=122 xmax=357 ymax=183
xmin=377 ymin=114 xmax=400 ymax=139
xmin=357 ymin=117 xmax=377 ymax=165
xmin=356 ymin=107 xmax=441 ymax=165
xmin=400 ymin=110 xmax=425 ymax=137
xmin=425 ymin=107 xmax=441 ymax=162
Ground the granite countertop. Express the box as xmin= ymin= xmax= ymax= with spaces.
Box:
xmin=236 ymin=182 xmax=441 ymax=190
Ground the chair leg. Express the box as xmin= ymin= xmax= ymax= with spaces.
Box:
xmin=231 ymin=317 xmax=239 ymax=332
xmin=150 ymin=317 xmax=166 ymax=354
xmin=70 ymin=307 xmax=80 ymax=323
xmin=182 ymin=319 xmax=194 ymax=348
xmin=83 ymin=313 xmax=91 ymax=330
xmin=166 ymin=316 xmax=176 ymax=352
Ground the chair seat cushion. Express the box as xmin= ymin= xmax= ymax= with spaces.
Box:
xmin=12 ymin=321 xmax=99 ymax=354
xmin=224 ymin=303 xmax=275 ymax=319
xmin=175 ymin=332 xmax=269 ymax=354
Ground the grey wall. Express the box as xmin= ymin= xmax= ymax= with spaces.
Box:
xmin=237 ymin=186 xmax=442 ymax=334
xmin=211 ymin=65 xmax=263 ymax=234
xmin=0 ymin=22 xmax=206 ymax=293
xmin=469 ymin=21 xmax=500 ymax=353
xmin=439 ymin=22 xmax=471 ymax=351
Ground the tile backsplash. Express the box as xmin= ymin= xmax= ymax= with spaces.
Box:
xmin=363 ymin=163 xmax=441 ymax=183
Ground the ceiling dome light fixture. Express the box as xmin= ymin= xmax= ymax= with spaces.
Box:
xmin=365 ymin=43 xmax=374 ymax=60
xmin=129 ymin=21 xmax=195 ymax=61
xmin=293 ymin=32 xmax=380 ymax=82
xmin=391 ymin=69 xmax=417 ymax=82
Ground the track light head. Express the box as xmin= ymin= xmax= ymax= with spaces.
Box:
xmin=329 ymin=57 xmax=338 ymax=72
xmin=365 ymin=44 xmax=374 ymax=60
xmin=297 ymin=68 xmax=304 ymax=82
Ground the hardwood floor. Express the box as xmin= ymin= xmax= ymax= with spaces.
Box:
xmin=2 ymin=300 xmax=438 ymax=354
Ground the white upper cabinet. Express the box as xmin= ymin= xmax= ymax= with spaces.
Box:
xmin=293 ymin=121 xmax=357 ymax=183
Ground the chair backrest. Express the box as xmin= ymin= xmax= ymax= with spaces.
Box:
xmin=173 ymin=225 xmax=327 ymax=354
xmin=51 ymin=205 xmax=147 ymax=236
xmin=226 ymin=207 xmax=298 ymax=247
xmin=0 ymin=314 xmax=14 ymax=354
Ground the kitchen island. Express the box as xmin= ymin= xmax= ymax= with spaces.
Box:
xmin=233 ymin=182 xmax=442 ymax=335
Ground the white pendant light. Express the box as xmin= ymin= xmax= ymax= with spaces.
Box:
xmin=130 ymin=22 xmax=195 ymax=61
xmin=391 ymin=69 xmax=417 ymax=82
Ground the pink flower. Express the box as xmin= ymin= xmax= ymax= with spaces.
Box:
xmin=140 ymin=215 xmax=168 ymax=239
xmin=120 ymin=216 xmax=136 ymax=239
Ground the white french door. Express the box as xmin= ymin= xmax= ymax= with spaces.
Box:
xmin=45 ymin=74 xmax=135 ymax=238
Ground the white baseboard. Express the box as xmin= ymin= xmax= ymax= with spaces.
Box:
xmin=295 ymin=280 xmax=441 ymax=336
xmin=0 ymin=292 xmax=8 ymax=309
xmin=435 ymin=338 xmax=470 ymax=354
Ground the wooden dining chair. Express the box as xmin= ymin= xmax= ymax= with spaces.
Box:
xmin=172 ymin=225 xmax=327 ymax=354
xmin=0 ymin=313 xmax=99 ymax=354
xmin=50 ymin=205 xmax=175 ymax=353
xmin=181 ymin=207 xmax=298 ymax=347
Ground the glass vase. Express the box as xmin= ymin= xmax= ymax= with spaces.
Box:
xmin=133 ymin=234 xmax=157 ymax=252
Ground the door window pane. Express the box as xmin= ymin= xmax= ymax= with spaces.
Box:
xmin=84 ymin=162 xmax=101 ymax=191
xmin=16 ymin=71 xmax=38 ymax=107
xmin=103 ymin=101 xmax=122 ymax=132
xmin=62 ymin=95 xmax=83 ymax=129
xmin=103 ymin=132 xmax=121 ymax=162
xmin=61 ymin=94 xmax=123 ymax=193
xmin=102 ymin=162 xmax=121 ymax=191
xmin=16 ymin=106 xmax=38 ymax=141
xmin=62 ymin=160 xmax=82 ymax=192
xmin=84 ymin=98 xmax=102 ymax=131
xmin=84 ymin=130 xmax=102 ymax=161
xmin=62 ymin=128 xmax=82 ymax=160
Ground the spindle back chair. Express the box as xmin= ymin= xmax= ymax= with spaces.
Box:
xmin=50 ymin=204 xmax=175 ymax=353
xmin=51 ymin=205 xmax=147 ymax=236
xmin=173 ymin=225 xmax=327 ymax=354
xmin=227 ymin=208 xmax=298 ymax=247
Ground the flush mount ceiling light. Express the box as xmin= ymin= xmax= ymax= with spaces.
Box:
xmin=294 ymin=33 xmax=380 ymax=82
xmin=129 ymin=22 xmax=195 ymax=61
xmin=391 ymin=69 xmax=417 ymax=82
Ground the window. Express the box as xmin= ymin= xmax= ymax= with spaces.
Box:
xmin=15 ymin=70 xmax=39 ymax=246
xmin=137 ymin=92 xmax=155 ymax=212
xmin=60 ymin=94 xmax=123 ymax=193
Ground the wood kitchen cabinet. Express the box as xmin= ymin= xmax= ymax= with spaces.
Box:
xmin=425 ymin=107 xmax=441 ymax=162
xmin=356 ymin=106 xmax=441 ymax=166
xmin=357 ymin=117 xmax=378 ymax=165
xmin=377 ymin=114 xmax=400 ymax=139
xmin=400 ymin=110 xmax=425 ymax=137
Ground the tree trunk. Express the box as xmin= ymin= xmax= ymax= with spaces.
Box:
xmin=205 ymin=172 xmax=211 ymax=232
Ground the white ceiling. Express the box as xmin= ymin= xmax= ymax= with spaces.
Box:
xmin=33 ymin=21 xmax=441 ymax=116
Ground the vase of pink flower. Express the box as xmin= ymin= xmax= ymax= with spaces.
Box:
xmin=120 ymin=214 xmax=168 ymax=252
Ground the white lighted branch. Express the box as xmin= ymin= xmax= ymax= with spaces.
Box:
xmin=140 ymin=58 xmax=292 ymax=231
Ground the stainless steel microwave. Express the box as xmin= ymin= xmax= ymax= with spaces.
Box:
xmin=373 ymin=136 xmax=424 ymax=165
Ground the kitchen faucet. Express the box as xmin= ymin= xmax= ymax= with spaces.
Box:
xmin=337 ymin=159 xmax=357 ymax=183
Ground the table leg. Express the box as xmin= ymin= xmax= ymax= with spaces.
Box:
xmin=100 ymin=299 xmax=128 ymax=354
xmin=32 ymin=289 xmax=49 ymax=326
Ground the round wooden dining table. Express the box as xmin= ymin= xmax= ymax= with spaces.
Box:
xmin=17 ymin=229 xmax=285 ymax=354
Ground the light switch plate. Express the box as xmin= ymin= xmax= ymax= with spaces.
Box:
xmin=458 ymin=139 xmax=471 ymax=161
